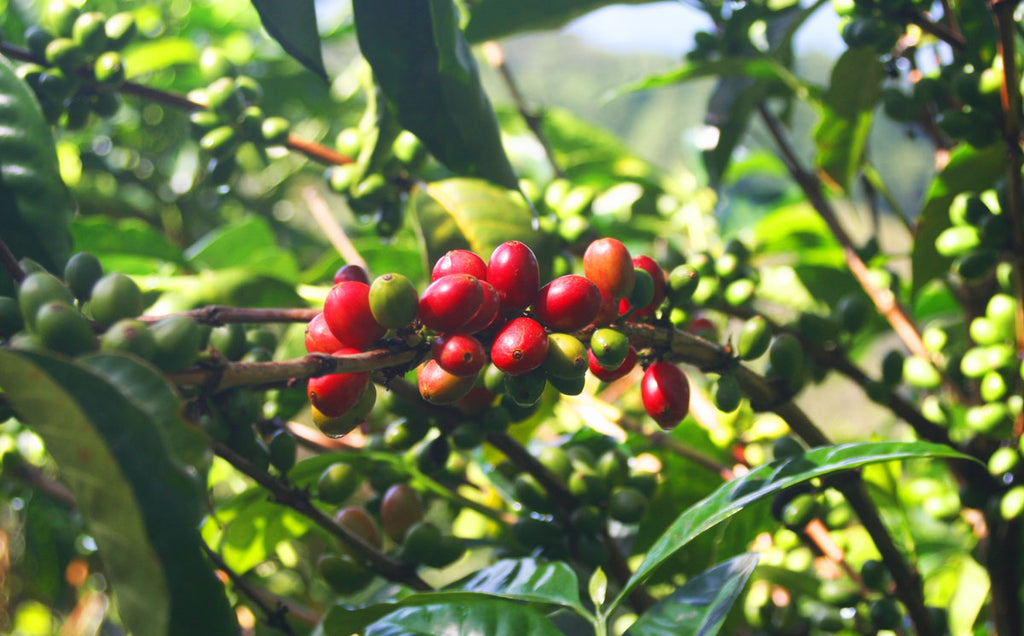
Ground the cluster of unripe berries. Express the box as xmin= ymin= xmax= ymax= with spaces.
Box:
xmin=304 ymin=237 xmax=694 ymax=437
xmin=16 ymin=1 xmax=135 ymax=126
xmin=189 ymin=57 xmax=290 ymax=185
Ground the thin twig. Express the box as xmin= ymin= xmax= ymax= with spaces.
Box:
xmin=201 ymin=542 xmax=301 ymax=635
xmin=138 ymin=306 xmax=319 ymax=326
xmin=908 ymin=11 xmax=967 ymax=51
xmin=301 ymin=186 xmax=367 ymax=270
xmin=0 ymin=231 xmax=27 ymax=285
xmin=481 ymin=41 xmax=566 ymax=179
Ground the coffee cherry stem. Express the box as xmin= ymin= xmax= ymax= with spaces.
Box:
xmin=0 ymin=232 xmax=27 ymax=285
xmin=211 ymin=439 xmax=431 ymax=590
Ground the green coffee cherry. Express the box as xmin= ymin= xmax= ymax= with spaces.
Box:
xmin=986 ymin=293 xmax=1016 ymax=337
xmin=239 ymin=105 xmax=264 ymax=141
xmin=903 ymin=356 xmax=941 ymax=389
xmin=712 ymin=372 xmax=742 ymax=412
xmin=724 ymin=278 xmax=755 ymax=306
xmin=781 ymin=492 xmax=819 ymax=528
xmin=955 ymin=249 xmax=999 ymax=281
xmin=869 ymin=598 xmax=902 ymax=631
xmin=988 ymin=446 xmax=1020 ymax=476
xmin=596 ymin=449 xmax=628 ymax=486
xmin=949 ymin=193 xmax=991 ymax=227
xmin=668 ymin=264 xmax=699 ymax=305
xmin=512 ymin=517 xmax=562 ymax=549
xmin=198 ymin=47 xmax=235 ymax=81
xmin=568 ymin=469 xmax=609 ymax=504
xmin=234 ymin=75 xmax=263 ymax=105
xmin=261 ymin=117 xmax=290 ymax=146
xmin=317 ymin=463 xmax=361 ymax=504
xmin=25 ymin=26 xmax=55 ymax=59
xmin=18 ymin=271 xmax=74 ymax=330
xmin=64 ymin=92 xmax=92 ymax=130
xmin=204 ymin=77 xmax=244 ymax=120
xmin=590 ymin=328 xmax=630 ymax=370
xmin=608 ymin=487 xmax=647 ymax=523
xmin=317 ymin=552 xmax=374 ymax=594
xmin=104 ymin=12 xmax=137 ymax=50
xmin=398 ymin=521 xmax=443 ymax=563
xmin=208 ymin=323 xmax=247 ymax=360
xmin=626 ymin=268 xmax=654 ymax=312
xmin=767 ymin=334 xmax=805 ymax=390
xmin=63 ymin=252 xmax=103 ymax=302
xmin=150 ymin=316 xmax=203 ymax=372
xmin=980 ymin=371 xmax=1008 ymax=403
xmin=965 ymin=402 xmax=1012 ymax=435
xmin=35 ymin=301 xmax=96 ymax=356
xmin=935 ymin=226 xmax=981 ymax=257
xmin=537 ymin=447 xmax=573 ymax=483
xmin=368 ymin=273 xmax=419 ymax=329
xmin=44 ymin=1 xmax=81 ymax=38
xmin=268 ymin=429 xmax=297 ymax=473
xmin=200 ymin=125 xmax=240 ymax=159
xmin=625 ymin=471 xmax=658 ymax=498
xmin=835 ymin=294 xmax=870 ymax=333
xmin=190 ymin=110 xmax=220 ymax=137
xmin=1000 ymin=486 xmax=1024 ymax=519
xmin=89 ymin=273 xmax=143 ymax=328
xmin=504 ymin=369 xmax=547 ymax=407
xmin=392 ymin=130 xmax=425 ymax=165
xmin=449 ymin=421 xmax=485 ymax=449
xmin=91 ymin=90 xmax=120 ymax=118
xmin=543 ymin=333 xmax=588 ymax=379
xmin=93 ymin=51 xmax=125 ymax=86
xmin=513 ymin=473 xmax=553 ymax=513
xmin=547 ymin=372 xmax=585 ymax=395
xmin=422 ymin=534 xmax=465 ymax=569
xmin=45 ymin=37 xmax=84 ymax=73
xmin=736 ymin=315 xmax=771 ymax=360
xmin=100 ymin=319 xmax=156 ymax=360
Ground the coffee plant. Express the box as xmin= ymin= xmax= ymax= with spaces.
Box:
xmin=0 ymin=0 xmax=1020 ymax=634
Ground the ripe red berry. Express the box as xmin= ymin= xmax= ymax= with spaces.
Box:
xmin=418 ymin=359 xmax=476 ymax=404
xmin=432 ymin=249 xmax=487 ymax=282
xmin=533 ymin=275 xmax=602 ymax=332
xmin=432 ymin=333 xmax=487 ymax=377
xmin=460 ymin=280 xmax=501 ymax=334
xmin=334 ymin=263 xmax=370 ymax=285
xmin=641 ymin=361 xmax=690 ymax=430
xmin=305 ymin=312 xmax=345 ymax=353
xmin=588 ymin=345 xmax=638 ymax=382
xmin=323 ymin=281 xmax=386 ymax=349
xmin=584 ymin=238 xmax=635 ymax=299
xmin=418 ymin=274 xmax=484 ymax=332
xmin=487 ymin=241 xmax=540 ymax=313
xmin=619 ymin=255 xmax=666 ymax=317
xmin=308 ymin=349 xmax=372 ymax=417
xmin=592 ymin=287 xmax=622 ymax=327
xmin=491 ymin=317 xmax=549 ymax=376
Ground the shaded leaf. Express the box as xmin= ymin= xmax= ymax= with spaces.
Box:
xmin=625 ymin=553 xmax=759 ymax=636
xmin=149 ymin=269 xmax=303 ymax=313
xmin=0 ymin=350 xmax=237 ymax=636
xmin=911 ymin=143 xmax=1005 ymax=295
xmin=364 ymin=599 xmax=563 ymax=636
xmin=703 ymin=76 xmax=766 ymax=187
xmin=813 ymin=48 xmax=883 ymax=191
xmin=0 ymin=54 xmax=73 ymax=292
xmin=612 ymin=442 xmax=974 ymax=610
xmin=71 ymin=216 xmax=186 ymax=265
xmin=353 ymin=0 xmax=519 ymax=190
xmin=465 ymin=0 xmax=656 ymax=43
xmin=185 ymin=216 xmax=298 ymax=281
xmin=250 ymin=0 xmax=327 ymax=81
xmin=411 ymin=178 xmax=553 ymax=277
xmin=615 ymin=57 xmax=813 ymax=102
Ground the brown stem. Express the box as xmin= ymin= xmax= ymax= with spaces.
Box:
xmin=481 ymin=41 xmax=566 ymax=179
xmin=201 ymin=542 xmax=301 ymax=634
xmin=909 ymin=11 xmax=967 ymax=51
xmin=0 ymin=231 xmax=27 ymax=285
xmin=0 ymin=42 xmax=352 ymax=167
xmin=212 ymin=440 xmax=431 ymax=590
xmin=139 ymin=306 xmax=319 ymax=326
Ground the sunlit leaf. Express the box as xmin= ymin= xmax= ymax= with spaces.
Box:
xmin=250 ymin=0 xmax=327 ymax=81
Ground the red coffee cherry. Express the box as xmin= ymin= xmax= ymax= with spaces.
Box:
xmin=584 ymin=238 xmax=635 ymax=299
xmin=305 ymin=312 xmax=344 ymax=353
xmin=588 ymin=345 xmax=638 ymax=382
xmin=432 ymin=333 xmax=487 ymax=377
xmin=323 ymin=281 xmax=386 ymax=349
xmin=619 ymin=255 xmax=667 ymax=317
xmin=418 ymin=274 xmax=483 ymax=332
xmin=381 ymin=483 xmax=425 ymax=542
xmin=592 ymin=287 xmax=622 ymax=327
xmin=533 ymin=275 xmax=602 ymax=332
xmin=308 ymin=349 xmax=371 ymax=417
xmin=487 ymin=241 xmax=540 ymax=313
xmin=460 ymin=280 xmax=501 ymax=334
xmin=432 ymin=249 xmax=487 ymax=282
xmin=491 ymin=317 xmax=549 ymax=376
xmin=418 ymin=359 xmax=476 ymax=404
xmin=641 ymin=361 xmax=690 ymax=430
xmin=334 ymin=263 xmax=370 ymax=285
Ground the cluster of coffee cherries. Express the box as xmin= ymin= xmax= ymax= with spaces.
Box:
xmin=189 ymin=69 xmax=291 ymax=185
xmin=16 ymin=1 xmax=135 ymax=126
xmin=312 ymin=465 xmax=464 ymax=595
xmin=303 ymin=237 xmax=693 ymax=437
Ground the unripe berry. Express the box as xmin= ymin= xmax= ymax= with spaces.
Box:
xmin=100 ymin=319 xmax=156 ymax=360
xmin=381 ymin=483 xmax=425 ymax=542
xmin=431 ymin=333 xmax=487 ymax=377
xmin=63 ymin=252 xmax=103 ymax=302
xmin=335 ymin=506 xmax=382 ymax=551
xmin=543 ymin=333 xmax=589 ymax=379
xmin=641 ymin=361 xmax=690 ymax=429
xmin=533 ymin=275 xmax=602 ymax=332
xmin=368 ymin=273 xmax=419 ymax=329
xmin=487 ymin=241 xmax=540 ymax=313
xmin=89 ymin=272 xmax=143 ymax=328
xmin=150 ymin=316 xmax=203 ymax=372
xmin=584 ymin=237 xmax=635 ymax=299
xmin=317 ymin=553 xmax=374 ymax=595
xmin=35 ymin=301 xmax=96 ymax=356
xmin=418 ymin=274 xmax=483 ymax=333
xmin=590 ymin=328 xmax=630 ymax=369
xmin=432 ymin=249 xmax=487 ymax=281
xmin=588 ymin=345 xmax=637 ymax=382
xmin=490 ymin=317 xmax=549 ymax=376
xmin=19 ymin=271 xmax=74 ymax=329
xmin=323 ymin=281 xmax=386 ymax=349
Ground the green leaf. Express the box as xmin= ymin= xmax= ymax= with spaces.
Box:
xmin=703 ymin=76 xmax=766 ymax=187
xmin=615 ymin=57 xmax=814 ymax=102
xmin=410 ymin=178 xmax=553 ymax=277
xmin=71 ymin=216 xmax=186 ymax=266
xmin=611 ymin=441 xmax=974 ymax=611
xmin=185 ymin=216 xmax=298 ymax=281
xmin=813 ymin=48 xmax=883 ymax=191
xmin=911 ymin=143 xmax=1005 ymax=295
xmin=0 ymin=350 xmax=237 ymax=636
xmin=0 ymin=54 xmax=73 ymax=292
xmin=320 ymin=558 xmax=587 ymax=634
xmin=121 ymin=37 xmax=199 ymax=77
xmin=249 ymin=0 xmax=328 ymax=81
xmin=363 ymin=599 xmax=563 ymax=636
xmin=352 ymin=0 xmax=519 ymax=190
xmin=624 ymin=553 xmax=759 ymax=636
xmin=465 ymin=0 xmax=655 ymax=43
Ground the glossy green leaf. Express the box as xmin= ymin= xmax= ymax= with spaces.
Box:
xmin=911 ymin=143 xmax=1005 ymax=295
xmin=813 ymin=48 xmax=883 ymax=191
xmin=352 ymin=0 xmax=519 ymax=190
xmin=185 ymin=216 xmax=299 ymax=281
xmin=71 ymin=216 xmax=186 ymax=265
xmin=0 ymin=350 xmax=236 ymax=636
xmin=319 ymin=557 xmax=587 ymax=634
xmin=250 ymin=0 xmax=327 ymax=81
xmin=612 ymin=442 xmax=974 ymax=610
xmin=363 ymin=599 xmax=563 ymax=636
xmin=703 ymin=76 xmax=767 ymax=187
xmin=624 ymin=553 xmax=759 ymax=636
xmin=465 ymin=0 xmax=655 ymax=43
xmin=0 ymin=54 xmax=73 ymax=292
xmin=411 ymin=178 xmax=553 ymax=276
